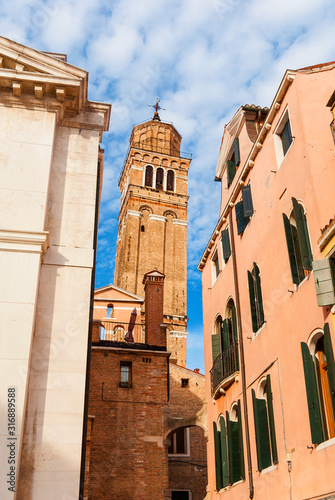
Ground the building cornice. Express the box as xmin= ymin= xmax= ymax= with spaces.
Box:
xmin=0 ymin=229 xmax=49 ymax=254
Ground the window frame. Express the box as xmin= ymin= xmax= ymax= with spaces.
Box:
xmin=211 ymin=247 xmax=221 ymax=285
xmin=168 ymin=427 xmax=190 ymax=456
xmin=247 ymin=262 xmax=265 ymax=334
xmin=274 ymin=107 xmax=294 ymax=167
xmin=119 ymin=361 xmax=132 ymax=388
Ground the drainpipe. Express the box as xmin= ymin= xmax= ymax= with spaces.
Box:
xmin=229 ymin=208 xmax=254 ymax=499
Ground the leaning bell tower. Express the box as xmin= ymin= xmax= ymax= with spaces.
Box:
xmin=114 ymin=103 xmax=191 ymax=366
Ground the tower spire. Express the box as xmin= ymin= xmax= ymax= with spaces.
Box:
xmin=148 ymin=97 xmax=165 ymax=121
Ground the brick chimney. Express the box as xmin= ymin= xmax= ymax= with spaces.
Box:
xmin=143 ymin=269 xmax=166 ymax=346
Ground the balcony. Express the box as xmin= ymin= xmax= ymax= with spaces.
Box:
xmin=210 ymin=342 xmax=239 ymax=398
xmin=99 ymin=320 xmax=145 ymax=344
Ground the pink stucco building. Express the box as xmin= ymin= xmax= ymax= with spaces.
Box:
xmin=199 ymin=62 xmax=335 ymax=499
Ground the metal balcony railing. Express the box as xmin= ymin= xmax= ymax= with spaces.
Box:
xmin=99 ymin=320 xmax=145 ymax=344
xmin=210 ymin=342 xmax=239 ymax=396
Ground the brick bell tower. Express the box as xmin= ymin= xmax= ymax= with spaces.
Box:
xmin=114 ymin=102 xmax=191 ymax=366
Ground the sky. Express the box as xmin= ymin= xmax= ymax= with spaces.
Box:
xmin=3 ymin=0 xmax=335 ymax=373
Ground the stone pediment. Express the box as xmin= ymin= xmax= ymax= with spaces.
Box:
xmin=0 ymin=36 xmax=93 ymax=120
xmin=95 ymin=284 xmax=144 ymax=303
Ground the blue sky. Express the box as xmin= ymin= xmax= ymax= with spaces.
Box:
xmin=3 ymin=0 xmax=335 ymax=373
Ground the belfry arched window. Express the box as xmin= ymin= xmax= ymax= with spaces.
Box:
xmin=144 ymin=165 xmax=153 ymax=187
xmin=167 ymin=170 xmax=175 ymax=191
xmin=156 ymin=167 xmax=164 ymax=190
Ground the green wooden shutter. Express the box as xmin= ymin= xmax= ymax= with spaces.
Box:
xmin=324 ymin=323 xmax=335 ymax=417
xmin=227 ymin=160 xmax=236 ymax=187
xmin=231 ymin=305 xmax=239 ymax=370
xmin=301 ymin=342 xmax=324 ymax=444
xmin=265 ymin=375 xmax=278 ymax=463
xmin=237 ymin=400 xmax=245 ymax=479
xmin=242 ymin=185 xmax=254 ymax=217
xmin=283 ymin=213 xmax=301 ymax=285
xmin=235 ymin=201 xmax=249 ymax=235
xmin=220 ymin=415 xmax=230 ymax=487
xmin=212 ymin=334 xmax=222 ymax=363
xmin=248 ymin=271 xmax=258 ymax=333
xmin=292 ymin=198 xmax=312 ymax=271
xmin=221 ymin=228 xmax=231 ymax=261
xmin=222 ymin=319 xmax=230 ymax=376
xmin=227 ymin=411 xmax=240 ymax=484
xmin=291 ymin=224 xmax=305 ymax=282
xmin=213 ymin=421 xmax=223 ymax=490
xmin=253 ymin=263 xmax=264 ymax=326
xmin=234 ymin=137 xmax=240 ymax=166
xmin=252 ymin=389 xmax=272 ymax=471
xmin=312 ymin=258 xmax=335 ymax=306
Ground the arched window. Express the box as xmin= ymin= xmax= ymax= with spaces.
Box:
xmin=247 ymin=263 xmax=265 ymax=333
xmin=301 ymin=323 xmax=335 ymax=444
xmin=144 ymin=165 xmax=153 ymax=187
xmin=156 ymin=167 xmax=164 ymax=190
xmin=252 ymin=375 xmax=278 ymax=471
xmin=106 ymin=304 xmax=114 ymax=318
xmin=283 ymin=198 xmax=313 ymax=285
xmin=167 ymin=170 xmax=175 ymax=191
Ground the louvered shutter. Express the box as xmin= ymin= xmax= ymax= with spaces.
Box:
xmin=227 ymin=411 xmax=240 ymax=484
xmin=213 ymin=421 xmax=223 ymax=490
xmin=312 ymin=258 xmax=335 ymax=306
xmin=265 ymin=375 xmax=278 ymax=463
xmin=324 ymin=323 xmax=335 ymax=416
xmin=219 ymin=415 xmax=229 ymax=487
xmin=242 ymin=185 xmax=254 ymax=217
xmin=221 ymin=228 xmax=231 ymax=261
xmin=236 ymin=201 xmax=249 ymax=235
xmin=301 ymin=342 xmax=324 ymax=444
xmin=292 ymin=198 xmax=312 ymax=271
xmin=237 ymin=400 xmax=245 ymax=479
xmin=212 ymin=334 xmax=222 ymax=363
xmin=227 ymin=160 xmax=236 ymax=187
xmin=231 ymin=305 xmax=239 ymax=371
xmin=253 ymin=263 xmax=264 ymax=325
xmin=222 ymin=319 xmax=230 ymax=376
xmin=283 ymin=213 xmax=300 ymax=285
xmin=291 ymin=224 xmax=305 ymax=282
xmin=248 ymin=271 xmax=258 ymax=333
xmin=252 ymin=389 xmax=272 ymax=471
xmin=234 ymin=137 xmax=240 ymax=166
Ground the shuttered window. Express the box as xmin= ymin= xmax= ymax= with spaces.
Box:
xmin=145 ymin=165 xmax=153 ymax=187
xmin=283 ymin=198 xmax=313 ymax=285
xmin=248 ymin=263 xmax=265 ymax=333
xmin=312 ymin=258 xmax=335 ymax=306
xmin=235 ymin=185 xmax=254 ymax=235
xmin=301 ymin=323 xmax=335 ymax=444
xmin=226 ymin=137 xmax=241 ymax=187
xmin=280 ymin=119 xmax=293 ymax=156
xmin=221 ymin=228 xmax=231 ymax=262
xmin=252 ymin=376 xmax=277 ymax=471
xmin=227 ymin=160 xmax=236 ymax=187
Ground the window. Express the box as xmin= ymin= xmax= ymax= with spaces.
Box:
xmin=119 ymin=362 xmax=132 ymax=388
xmin=156 ymin=167 xmax=164 ymax=190
xmin=168 ymin=428 xmax=189 ymax=455
xmin=167 ymin=170 xmax=175 ymax=191
xmin=274 ymin=108 xmax=293 ymax=165
xmin=252 ymin=375 xmax=278 ymax=471
xmin=106 ymin=304 xmax=113 ymax=318
xmin=113 ymin=325 xmax=125 ymax=341
xmin=221 ymin=227 xmax=231 ymax=262
xmin=227 ymin=137 xmax=240 ymax=188
xmin=312 ymin=256 xmax=335 ymax=306
xmin=144 ymin=165 xmax=153 ymax=187
xmin=211 ymin=249 xmax=220 ymax=284
xmin=247 ymin=263 xmax=265 ymax=333
xmin=171 ymin=492 xmax=189 ymax=500
xmin=301 ymin=323 xmax=335 ymax=445
xmin=181 ymin=378 xmax=189 ymax=388
xmin=213 ymin=400 xmax=245 ymax=490
xmin=235 ymin=184 xmax=254 ymax=235
xmin=283 ymin=198 xmax=313 ymax=286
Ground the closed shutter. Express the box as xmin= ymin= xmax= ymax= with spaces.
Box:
xmin=227 ymin=160 xmax=236 ymax=187
xmin=222 ymin=319 xmax=230 ymax=376
xmin=248 ymin=271 xmax=258 ymax=333
xmin=236 ymin=201 xmax=249 ymax=235
xmin=242 ymin=185 xmax=254 ymax=217
xmin=234 ymin=137 xmax=240 ymax=166
xmin=291 ymin=224 xmax=305 ymax=282
xmin=231 ymin=305 xmax=239 ymax=371
xmin=212 ymin=334 xmax=222 ymax=363
xmin=265 ymin=375 xmax=278 ymax=463
xmin=219 ymin=415 xmax=230 ymax=487
xmin=292 ymin=198 xmax=312 ymax=271
xmin=237 ymin=400 xmax=245 ymax=479
xmin=283 ymin=213 xmax=300 ymax=285
xmin=213 ymin=421 xmax=223 ymax=490
xmin=221 ymin=228 xmax=231 ymax=261
xmin=301 ymin=342 xmax=324 ymax=444
xmin=312 ymin=258 xmax=335 ymax=306
xmin=252 ymin=389 xmax=272 ymax=471
xmin=227 ymin=411 xmax=240 ymax=484
xmin=253 ymin=263 xmax=264 ymax=326
xmin=324 ymin=323 xmax=335 ymax=416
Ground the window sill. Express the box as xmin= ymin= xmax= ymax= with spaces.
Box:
xmin=316 ymin=436 xmax=335 ymax=451
xmin=218 ymin=479 xmax=244 ymax=493
xmin=252 ymin=322 xmax=267 ymax=340
xmin=261 ymin=464 xmax=278 ymax=475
